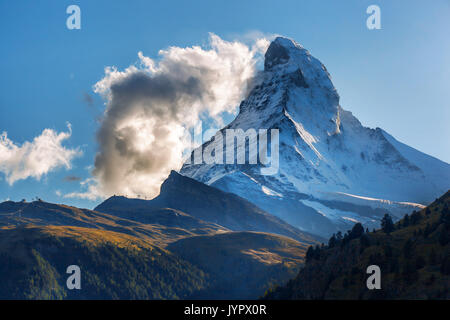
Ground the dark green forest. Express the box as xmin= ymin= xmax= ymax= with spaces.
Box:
xmin=264 ymin=191 xmax=450 ymax=299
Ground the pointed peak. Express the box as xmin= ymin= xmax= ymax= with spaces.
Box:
xmin=264 ymin=37 xmax=304 ymax=71
xmin=166 ymin=170 xmax=185 ymax=182
xmin=163 ymin=170 xmax=204 ymax=190
xmin=271 ymin=36 xmax=302 ymax=49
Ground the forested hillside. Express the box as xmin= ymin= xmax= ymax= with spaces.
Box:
xmin=265 ymin=191 xmax=450 ymax=299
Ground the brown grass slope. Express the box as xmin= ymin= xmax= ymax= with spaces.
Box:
xmin=0 ymin=200 xmax=227 ymax=247
xmin=0 ymin=201 xmax=310 ymax=299
xmin=168 ymin=231 xmax=308 ymax=299
xmin=0 ymin=225 xmax=208 ymax=299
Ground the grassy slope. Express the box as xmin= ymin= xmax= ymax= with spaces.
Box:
xmin=0 ymin=208 xmax=309 ymax=299
xmin=264 ymin=191 xmax=450 ymax=299
xmin=168 ymin=231 xmax=308 ymax=299
xmin=0 ymin=174 xmax=318 ymax=300
xmin=0 ymin=225 xmax=208 ymax=299
xmin=0 ymin=200 xmax=226 ymax=248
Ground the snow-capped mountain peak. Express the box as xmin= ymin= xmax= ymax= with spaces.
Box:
xmin=181 ymin=37 xmax=450 ymax=238
xmin=264 ymin=37 xmax=336 ymax=95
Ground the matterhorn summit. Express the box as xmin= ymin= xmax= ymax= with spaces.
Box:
xmin=181 ymin=37 xmax=450 ymax=237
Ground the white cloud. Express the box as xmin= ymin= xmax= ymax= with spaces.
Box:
xmin=65 ymin=177 xmax=105 ymax=201
xmin=0 ymin=123 xmax=81 ymax=184
xmin=70 ymin=33 xmax=269 ymax=200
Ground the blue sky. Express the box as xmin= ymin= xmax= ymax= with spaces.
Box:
xmin=0 ymin=0 xmax=449 ymax=209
